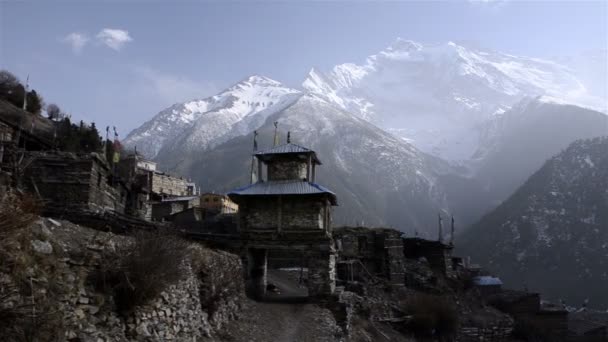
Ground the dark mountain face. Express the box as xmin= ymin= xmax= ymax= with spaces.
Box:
xmin=441 ymin=99 xmax=608 ymax=227
xmin=171 ymin=95 xmax=452 ymax=235
xmin=459 ymin=137 xmax=608 ymax=308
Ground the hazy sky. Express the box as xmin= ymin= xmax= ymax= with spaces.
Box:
xmin=1 ymin=0 xmax=606 ymax=134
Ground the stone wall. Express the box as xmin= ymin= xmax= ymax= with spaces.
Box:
xmin=239 ymin=196 xmax=326 ymax=231
xmin=23 ymin=152 xmax=126 ymax=214
xmin=150 ymin=172 xmax=190 ymax=197
xmin=0 ymin=217 xmax=244 ymax=341
xmin=267 ymin=158 xmax=308 ymax=181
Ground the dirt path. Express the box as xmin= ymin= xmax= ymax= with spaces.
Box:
xmin=214 ymin=270 xmax=343 ymax=342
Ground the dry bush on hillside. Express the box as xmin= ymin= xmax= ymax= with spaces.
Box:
xmin=0 ymin=193 xmax=64 ymax=342
xmin=92 ymin=229 xmax=189 ymax=312
xmin=191 ymin=248 xmax=244 ymax=316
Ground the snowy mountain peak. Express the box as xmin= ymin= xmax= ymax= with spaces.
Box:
xmin=387 ymin=38 xmax=423 ymax=52
xmin=302 ymin=39 xmax=606 ymax=160
xmin=124 ymin=74 xmax=302 ymax=159
xmin=238 ymin=75 xmax=284 ymax=87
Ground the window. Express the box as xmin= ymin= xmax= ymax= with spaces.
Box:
xmin=213 ymin=198 xmax=219 ymax=202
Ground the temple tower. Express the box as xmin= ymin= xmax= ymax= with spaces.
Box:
xmin=228 ymin=142 xmax=337 ymax=298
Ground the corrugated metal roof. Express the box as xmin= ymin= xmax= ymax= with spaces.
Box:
xmin=228 ymin=180 xmax=337 ymax=205
xmin=255 ymin=143 xmax=322 ymax=164
xmin=474 ymin=276 xmax=503 ymax=286
xmin=255 ymin=143 xmax=313 ymax=155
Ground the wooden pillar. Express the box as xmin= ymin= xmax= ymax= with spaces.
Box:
xmin=277 ymin=195 xmax=282 ymax=233
xmin=312 ymin=164 xmax=316 ymax=183
xmin=257 ymin=158 xmax=263 ymax=182
xmin=247 ymin=248 xmax=268 ymax=299
xmin=306 ymin=154 xmax=312 ymax=181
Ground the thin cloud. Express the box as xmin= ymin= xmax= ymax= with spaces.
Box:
xmin=132 ymin=66 xmax=218 ymax=104
xmin=96 ymin=28 xmax=133 ymax=51
xmin=468 ymin=0 xmax=509 ymax=9
xmin=63 ymin=32 xmax=89 ymax=54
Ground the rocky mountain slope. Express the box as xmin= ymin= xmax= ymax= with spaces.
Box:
xmin=442 ymin=98 xmax=608 ymax=225
xmin=303 ymin=39 xmax=605 ymax=161
xmin=459 ymin=137 xmax=608 ymax=308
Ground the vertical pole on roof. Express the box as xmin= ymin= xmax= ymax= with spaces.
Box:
xmin=273 ymin=121 xmax=279 ymax=147
xmin=306 ymin=154 xmax=311 ymax=181
xmin=450 ymin=216 xmax=455 ymax=246
xmin=250 ymin=130 xmax=258 ymax=184
xmin=438 ymin=213 xmax=443 ymax=243
xmin=22 ymin=75 xmax=29 ymax=111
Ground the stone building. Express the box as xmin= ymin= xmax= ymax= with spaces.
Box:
xmin=200 ymin=192 xmax=238 ymax=214
xmin=473 ymin=276 xmax=503 ymax=296
xmin=403 ymin=237 xmax=455 ymax=278
xmin=228 ymin=142 xmax=338 ymax=298
xmin=0 ymin=100 xmax=53 ymax=166
xmin=151 ymin=195 xmax=200 ymax=221
xmin=119 ymin=153 xmax=198 ymax=200
xmin=23 ymin=152 xmax=126 ymax=214
xmin=333 ymin=227 xmax=405 ymax=286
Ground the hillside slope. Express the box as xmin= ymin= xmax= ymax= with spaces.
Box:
xmin=459 ymin=137 xmax=608 ymax=308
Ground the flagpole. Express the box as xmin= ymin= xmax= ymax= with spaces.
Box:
xmin=273 ymin=121 xmax=279 ymax=147
xmin=250 ymin=130 xmax=258 ymax=184
xmin=22 ymin=75 xmax=29 ymax=111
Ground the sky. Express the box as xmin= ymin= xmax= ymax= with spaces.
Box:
xmin=1 ymin=0 xmax=607 ymax=135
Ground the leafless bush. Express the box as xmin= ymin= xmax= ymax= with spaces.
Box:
xmin=0 ymin=193 xmax=64 ymax=341
xmin=0 ymin=192 xmax=39 ymax=239
xmin=402 ymin=293 xmax=458 ymax=340
xmin=92 ymin=229 xmax=189 ymax=312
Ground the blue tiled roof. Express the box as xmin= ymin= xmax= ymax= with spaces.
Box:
xmin=228 ymin=180 xmax=337 ymax=205
xmin=474 ymin=276 xmax=503 ymax=286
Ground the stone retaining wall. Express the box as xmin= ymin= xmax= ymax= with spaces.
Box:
xmin=0 ymin=217 xmax=244 ymax=341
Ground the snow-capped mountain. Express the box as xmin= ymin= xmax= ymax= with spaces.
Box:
xmin=124 ymin=75 xmax=302 ymax=159
xmin=175 ymin=93 xmax=452 ymax=232
xmin=459 ymin=137 xmax=608 ymax=308
xmin=123 ymin=39 xmax=607 ymax=231
xmin=303 ymin=39 xmax=605 ymax=160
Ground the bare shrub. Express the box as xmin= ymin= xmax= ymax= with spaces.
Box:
xmin=402 ymin=293 xmax=458 ymax=339
xmin=92 ymin=229 xmax=189 ymax=312
xmin=0 ymin=193 xmax=63 ymax=341
xmin=191 ymin=248 xmax=244 ymax=317
xmin=0 ymin=192 xmax=39 ymax=239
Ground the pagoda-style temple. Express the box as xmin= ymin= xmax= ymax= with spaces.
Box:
xmin=228 ymin=142 xmax=338 ymax=298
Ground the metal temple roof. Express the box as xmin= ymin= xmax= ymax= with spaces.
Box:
xmin=228 ymin=180 xmax=337 ymax=205
xmin=255 ymin=143 xmax=321 ymax=164
xmin=473 ymin=276 xmax=503 ymax=286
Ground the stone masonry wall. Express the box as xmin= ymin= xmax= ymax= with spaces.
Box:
xmin=0 ymin=217 xmax=244 ymax=342
xmin=150 ymin=173 xmax=189 ymax=197
xmin=267 ymin=159 xmax=307 ymax=181
xmin=240 ymin=197 xmax=325 ymax=231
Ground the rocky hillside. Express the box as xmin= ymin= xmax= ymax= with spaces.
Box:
xmin=459 ymin=137 xmax=608 ymax=308
xmin=442 ymin=98 xmax=608 ymax=225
